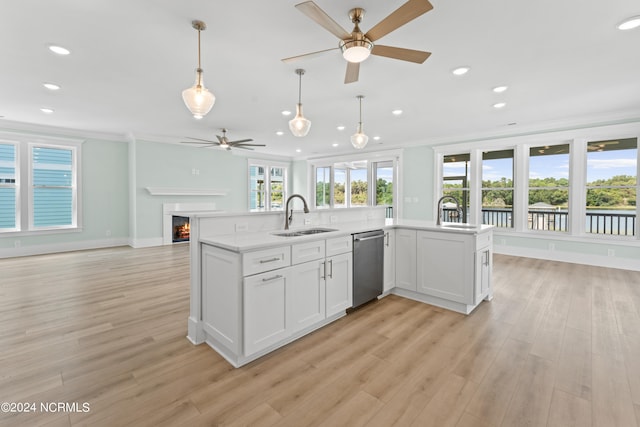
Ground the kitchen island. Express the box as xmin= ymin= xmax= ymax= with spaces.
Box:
xmin=187 ymin=209 xmax=494 ymax=367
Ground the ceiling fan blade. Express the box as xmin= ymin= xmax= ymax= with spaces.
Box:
xmin=216 ymin=135 xmax=226 ymax=144
xmin=233 ymin=143 xmax=266 ymax=147
xmin=282 ymin=47 xmax=338 ymax=64
xmin=227 ymin=139 xmax=254 ymax=144
xmin=184 ymin=137 xmax=219 ymax=144
xmin=234 ymin=146 xmax=255 ymax=150
xmin=181 ymin=141 xmax=214 ymax=144
xmin=344 ymin=61 xmax=360 ymax=84
xmin=295 ymin=1 xmax=352 ymax=40
xmin=371 ymin=45 xmax=431 ymax=63
xmin=365 ymin=0 xmax=434 ymax=42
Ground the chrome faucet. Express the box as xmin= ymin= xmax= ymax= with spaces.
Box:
xmin=284 ymin=194 xmax=310 ymax=230
xmin=436 ymin=195 xmax=461 ymax=225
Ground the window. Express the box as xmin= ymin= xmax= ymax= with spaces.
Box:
xmin=0 ymin=136 xmax=81 ymax=234
xmin=0 ymin=143 xmax=17 ymax=230
xmin=31 ymin=146 xmax=75 ymax=228
xmin=248 ymin=161 xmax=288 ymax=211
xmin=528 ymin=144 xmax=570 ymax=232
xmin=349 ymin=162 xmax=368 ymax=207
xmin=586 ymin=138 xmax=637 ymax=236
xmin=442 ymin=153 xmax=470 ymax=223
xmin=482 ymin=149 xmax=514 ymax=228
xmin=311 ymin=154 xmax=398 ymax=215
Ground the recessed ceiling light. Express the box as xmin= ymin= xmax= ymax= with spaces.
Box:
xmin=493 ymin=85 xmax=508 ymax=93
xmin=281 ymin=110 xmax=292 ymax=116
xmin=43 ymin=82 xmax=61 ymax=91
xmin=40 ymin=108 xmax=54 ymax=114
xmin=618 ymin=16 xmax=640 ymax=30
xmin=336 ymin=125 xmax=345 ymax=131
xmin=295 ymin=149 xmax=302 ymax=153
xmin=493 ymin=102 xmax=506 ymax=109
xmin=391 ymin=109 xmax=403 ymax=116
xmin=332 ymin=143 xmax=339 ymax=147
xmin=48 ymin=45 xmax=70 ymax=55
xmin=452 ymin=67 xmax=470 ymax=76
xmin=275 ymin=131 xmax=284 ymax=136
xmin=373 ymin=136 xmax=381 ymax=141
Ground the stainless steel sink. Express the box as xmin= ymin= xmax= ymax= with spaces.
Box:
xmin=271 ymin=227 xmax=337 ymax=237
xmin=296 ymin=228 xmax=337 ymax=235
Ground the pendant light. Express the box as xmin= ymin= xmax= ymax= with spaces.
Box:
xmin=351 ymin=95 xmax=368 ymax=149
xmin=289 ymin=69 xmax=311 ymax=137
xmin=182 ymin=20 xmax=215 ymax=119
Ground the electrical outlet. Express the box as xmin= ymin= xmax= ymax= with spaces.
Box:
xmin=235 ymin=223 xmax=248 ymax=232
xmin=608 ymin=249 xmax=615 ymax=257
xmin=105 ymin=230 xmax=111 ymax=237
xmin=330 ymin=215 xmax=337 ymax=224
xmin=304 ymin=218 xmax=311 ymax=225
xmin=500 ymin=239 xmax=506 ymax=245
xmin=548 ymin=243 xmax=555 ymax=251
xmin=14 ymin=240 xmax=21 ymax=248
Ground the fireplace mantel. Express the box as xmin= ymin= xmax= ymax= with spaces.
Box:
xmin=146 ymin=187 xmax=227 ymax=196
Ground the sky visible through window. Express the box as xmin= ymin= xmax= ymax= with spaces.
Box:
xmin=476 ymin=150 xmax=636 ymax=182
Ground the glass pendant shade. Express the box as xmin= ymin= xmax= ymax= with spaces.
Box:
xmin=350 ymin=124 xmax=368 ymax=149
xmin=289 ymin=103 xmax=311 ymax=137
xmin=182 ymin=20 xmax=215 ymax=119
xmin=182 ymin=69 xmax=215 ymax=119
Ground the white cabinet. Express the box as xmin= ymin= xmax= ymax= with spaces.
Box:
xmin=415 ymin=230 xmax=492 ymax=308
xmin=383 ymin=229 xmax=395 ymax=292
xmin=244 ymin=269 xmax=292 ymax=356
xmin=290 ymin=260 xmax=325 ymax=333
xmin=395 ymin=228 xmax=416 ymax=291
xmin=416 ymin=231 xmax=473 ymax=304
xmin=325 ymin=251 xmax=353 ymax=316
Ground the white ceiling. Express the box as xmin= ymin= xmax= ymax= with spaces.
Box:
xmin=1 ymin=0 xmax=640 ymax=159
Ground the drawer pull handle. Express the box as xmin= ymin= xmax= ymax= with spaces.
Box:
xmin=262 ymin=274 xmax=283 ymax=283
xmin=259 ymin=257 xmax=280 ymax=264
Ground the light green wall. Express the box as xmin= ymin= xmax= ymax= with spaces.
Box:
xmin=402 ymin=145 xmax=434 ymax=220
xmin=291 ymin=159 xmax=308 ymax=200
xmin=133 ymin=141 xmax=249 ymax=240
xmin=0 ymin=138 xmax=129 ymax=250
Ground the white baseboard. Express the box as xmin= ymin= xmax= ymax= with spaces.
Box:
xmin=0 ymin=237 xmax=129 ymax=259
xmin=494 ymin=245 xmax=640 ymax=272
xmin=129 ymin=237 xmax=164 ymax=248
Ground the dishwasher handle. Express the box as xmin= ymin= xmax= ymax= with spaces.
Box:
xmin=354 ymin=234 xmax=385 ymax=242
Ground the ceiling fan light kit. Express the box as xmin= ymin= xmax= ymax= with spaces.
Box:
xmin=351 ymin=95 xmax=369 ymax=149
xmin=289 ymin=69 xmax=312 ymax=137
xmin=182 ymin=20 xmax=216 ymax=119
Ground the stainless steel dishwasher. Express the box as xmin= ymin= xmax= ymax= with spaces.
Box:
xmin=352 ymin=229 xmax=384 ymax=308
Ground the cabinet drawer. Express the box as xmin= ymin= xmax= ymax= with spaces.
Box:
xmin=326 ymin=236 xmax=353 ymax=257
xmin=475 ymin=232 xmax=492 ymax=250
xmin=291 ymin=240 xmax=326 ymax=265
xmin=242 ymin=246 xmax=291 ymax=276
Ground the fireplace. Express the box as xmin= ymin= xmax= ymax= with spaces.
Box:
xmin=172 ymin=216 xmax=191 ymax=243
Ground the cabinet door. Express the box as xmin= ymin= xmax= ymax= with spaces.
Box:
xmin=326 ymin=252 xmax=353 ymax=316
xmin=383 ymin=230 xmax=395 ymax=292
xmin=395 ymin=229 xmax=417 ymax=291
xmin=416 ymin=231 xmax=473 ymax=304
xmin=244 ymin=269 xmax=292 ymax=356
xmin=474 ymin=248 xmax=492 ymax=305
xmin=290 ymin=260 xmax=326 ymax=333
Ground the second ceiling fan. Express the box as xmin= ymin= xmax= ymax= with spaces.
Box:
xmin=282 ymin=0 xmax=433 ymax=84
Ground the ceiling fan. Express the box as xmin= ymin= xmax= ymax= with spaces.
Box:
xmin=181 ymin=129 xmax=265 ymax=150
xmin=282 ymin=0 xmax=433 ymax=84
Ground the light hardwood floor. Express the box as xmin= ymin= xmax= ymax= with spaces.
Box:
xmin=1 ymin=245 xmax=639 ymax=427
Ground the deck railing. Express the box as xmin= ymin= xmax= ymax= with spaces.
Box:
xmin=445 ymin=208 xmax=637 ymax=236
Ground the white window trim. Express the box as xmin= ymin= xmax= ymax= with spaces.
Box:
xmin=247 ymin=158 xmax=289 ymax=212
xmin=307 ymin=149 xmax=402 ymax=217
xmin=0 ymin=139 xmax=19 ymax=232
xmin=0 ymin=132 xmax=83 ymax=235
xmin=433 ymin=123 xmax=639 ymax=242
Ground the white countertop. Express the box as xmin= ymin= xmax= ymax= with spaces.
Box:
xmin=199 ymin=219 xmax=494 ymax=252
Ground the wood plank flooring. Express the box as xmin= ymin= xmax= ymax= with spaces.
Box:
xmin=1 ymin=245 xmax=639 ymax=426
